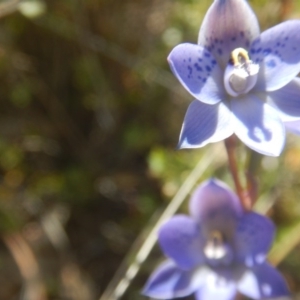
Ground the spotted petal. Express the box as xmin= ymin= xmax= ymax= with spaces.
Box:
xmin=235 ymin=212 xmax=275 ymax=267
xmin=179 ymin=100 xmax=233 ymax=149
xmin=237 ymin=263 xmax=290 ymax=299
xmin=158 ymin=215 xmax=203 ymax=270
xmin=142 ymin=260 xmax=196 ymax=299
xmin=168 ymin=43 xmax=225 ymax=104
xmin=189 ymin=179 xmax=242 ymax=238
xmin=266 ymin=78 xmax=300 ymax=122
xmin=195 ymin=271 xmax=237 ymax=300
xmin=252 ymin=20 xmax=300 ymax=91
xmin=198 ymin=0 xmax=260 ymax=68
xmin=231 ymin=94 xmax=285 ymax=156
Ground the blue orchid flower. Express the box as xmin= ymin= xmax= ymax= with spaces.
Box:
xmin=169 ymin=0 xmax=300 ymax=156
xmin=143 ymin=179 xmax=289 ymax=300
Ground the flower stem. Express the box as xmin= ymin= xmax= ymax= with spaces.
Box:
xmin=224 ymin=136 xmax=252 ymax=211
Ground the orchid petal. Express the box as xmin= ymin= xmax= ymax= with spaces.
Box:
xmin=266 ymin=78 xmax=300 ymax=122
xmin=252 ymin=20 xmax=300 ymax=91
xmin=198 ymin=0 xmax=260 ymax=68
xmin=189 ymin=179 xmax=242 ymax=238
xmin=158 ymin=215 xmax=203 ymax=270
xmin=237 ymin=269 xmax=260 ymax=299
xmin=178 ymin=100 xmax=233 ymax=149
xmin=231 ymin=94 xmax=285 ymax=156
xmin=235 ymin=212 xmax=275 ymax=267
xmin=168 ymin=43 xmax=225 ymax=104
xmin=142 ymin=260 xmax=196 ymax=299
xmin=195 ymin=271 xmax=236 ymax=300
xmin=238 ymin=263 xmax=290 ymax=299
xmin=285 ymin=120 xmax=300 ymax=135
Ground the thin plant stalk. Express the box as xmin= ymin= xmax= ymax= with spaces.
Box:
xmin=225 ymin=136 xmax=252 ymax=211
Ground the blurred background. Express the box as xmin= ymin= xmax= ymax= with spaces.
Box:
xmin=0 ymin=0 xmax=299 ymax=299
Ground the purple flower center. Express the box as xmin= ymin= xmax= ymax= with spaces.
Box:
xmin=203 ymin=230 xmax=233 ymax=266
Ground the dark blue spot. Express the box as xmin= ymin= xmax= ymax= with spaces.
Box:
xmin=188 ymin=57 xmax=192 ymax=62
xmin=207 ymin=46 xmax=212 ymax=51
xmin=240 ymin=31 xmax=245 ymax=37
xmin=194 ymin=63 xmax=203 ymax=72
xmin=250 ymin=48 xmax=255 ymax=55
xmin=220 ymin=40 xmax=224 ymax=44
xmin=217 ymin=48 xmax=223 ymax=55
xmin=281 ymin=43 xmax=285 ymax=48
xmin=214 ymin=38 xmax=219 ymax=43
xmin=198 ymin=58 xmax=203 ymax=62
xmin=211 ymin=59 xmax=217 ymax=65
xmin=245 ymin=40 xmax=250 ymax=47
xmin=285 ymin=36 xmax=289 ymax=41
xmin=231 ymin=36 xmax=236 ymax=42
xmin=276 ymin=42 xmax=281 ymax=47
xmin=293 ymin=46 xmax=297 ymax=51
xmin=198 ymin=76 xmax=202 ymax=80
xmin=206 ymin=65 xmax=212 ymax=72
xmin=266 ymin=59 xmax=276 ymax=68
xmin=202 ymin=78 xmax=207 ymax=83
xmin=204 ymin=52 xmax=210 ymax=58
xmin=263 ymin=48 xmax=272 ymax=56
xmin=256 ymin=48 xmax=262 ymax=53
xmin=188 ymin=66 xmax=192 ymax=75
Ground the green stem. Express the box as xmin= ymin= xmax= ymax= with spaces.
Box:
xmin=246 ymin=149 xmax=262 ymax=205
